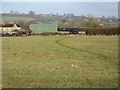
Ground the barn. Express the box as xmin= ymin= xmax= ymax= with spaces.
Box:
xmin=57 ymin=28 xmax=86 ymax=35
xmin=0 ymin=23 xmax=27 ymax=36
xmin=0 ymin=23 xmax=21 ymax=30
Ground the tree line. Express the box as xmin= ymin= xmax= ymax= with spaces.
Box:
xmin=58 ymin=15 xmax=119 ymax=35
xmin=1 ymin=11 xmax=119 ymax=35
xmin=2 ymin=11 xmax=118 ymax=26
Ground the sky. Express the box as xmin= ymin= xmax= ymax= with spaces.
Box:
xmin=0 ymin=2 xmax=118 ymax=17
xmin=1 ymin=0 xmax=119 ymax=2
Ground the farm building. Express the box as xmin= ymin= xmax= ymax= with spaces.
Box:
xmin=0 ymin=23 xmax=27 ymax=36
xmin=57 ymin=22 xmax=86 ymax=34
xmin=0 ymin=23 xmax=21 ymax=31
xmin=57 ymin=28 xmax=86 ymax=34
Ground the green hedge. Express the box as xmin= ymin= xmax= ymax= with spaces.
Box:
xmin=86 ymin=27 xmax=119 ymax=35
xmin=31 ymin=32 xmax=69 ymax=36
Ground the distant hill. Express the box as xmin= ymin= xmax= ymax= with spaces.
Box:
xmin=0 ymin=16 xmax=34 ymax=23
xmin=1 ymin=13 xmax=118 ymax=27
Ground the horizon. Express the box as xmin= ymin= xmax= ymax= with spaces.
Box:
xmin=1 ymin=2 xmax=118 ymax=18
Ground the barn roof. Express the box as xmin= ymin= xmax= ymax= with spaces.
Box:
xmin=0 ymin=23 xmax=20 ymax=27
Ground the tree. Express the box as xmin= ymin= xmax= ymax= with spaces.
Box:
xmin=16 ymin=20 xmax=37 ymax=33
xmin=28 ymin=11 xmax=35 ymax=17
xmin=10 ymin=10 xmax=14 ymax=14
xmin=82 ymin=15 xmax=101 ymax=28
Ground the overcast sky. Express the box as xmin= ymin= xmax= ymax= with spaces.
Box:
xmin=1 ymin=0 xmax=119 ymax=2
xmin=1 ymin=2 xmax=118 ymax=17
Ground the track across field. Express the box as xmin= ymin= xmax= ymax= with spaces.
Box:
xmin=2 ymin=35 xmax=118 ymax=88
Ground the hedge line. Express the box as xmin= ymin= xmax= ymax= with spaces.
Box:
xmin=86 ymin=27 xmax=119 ymax=35
xmin=31 ymin=32 xmax=69 ymax=36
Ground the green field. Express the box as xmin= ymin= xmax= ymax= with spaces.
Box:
xmin=2 ymin=35 xmax=118 ymax=88
xmin=30 ymin=24 xmax=58 ymax=32
xmin=1 ymin=16 xmax=33 ymax=22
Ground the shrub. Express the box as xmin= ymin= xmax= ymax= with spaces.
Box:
xmin=86 ymin=27 xmax=119 ymax=35
xmin=31 ymin=32 xmax=69 ymax=36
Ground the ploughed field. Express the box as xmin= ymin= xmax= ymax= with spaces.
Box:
xmin=2 ymin=35 xmax=118 ymax=88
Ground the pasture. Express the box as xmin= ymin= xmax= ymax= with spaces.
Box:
xmin=2 ymin=35 xmax=118 ymax=88
xmin=30 ymin=24 xmax=58 ymax=33
xmin=1 ymin=16 xmax=33 ymax=22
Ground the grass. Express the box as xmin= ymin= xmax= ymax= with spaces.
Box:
xmin=1 ymin=16 xmax=33 ymax=22
xmin=2 ymin=35 xmax=118 ymax=88
xmin=30 ymin=23 xmax=58 ymax=33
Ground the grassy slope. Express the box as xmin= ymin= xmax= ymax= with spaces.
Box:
xmin=30 ymin=24 xmax=58 ymax=32
xmin=2 ymin=36 xmax=118 ymax=88
xmin=1 ymin=16 xmax=58 ymax=32
xmin=1 ymin=16 xmax=33 ymax=22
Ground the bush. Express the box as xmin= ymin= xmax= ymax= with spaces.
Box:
xmin=86 ymin=27 xmax=119 ymax=35
xmin=31 ymin=32 xmax=69 ymax=36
